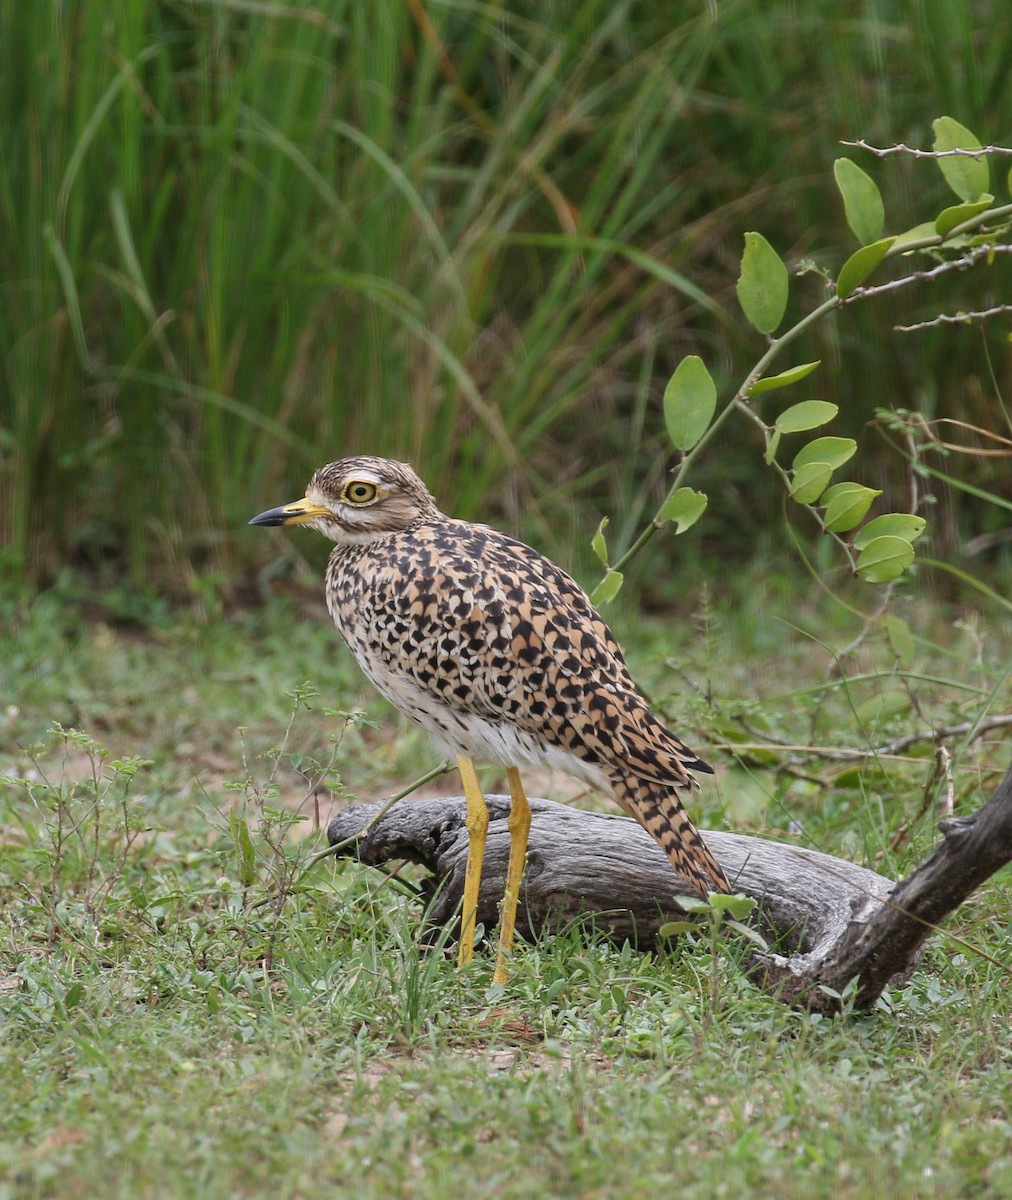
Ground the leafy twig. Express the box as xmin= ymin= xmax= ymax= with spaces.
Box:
xmin=604 ymin=198 xmax=1012 ymax=590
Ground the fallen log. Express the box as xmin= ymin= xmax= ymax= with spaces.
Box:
xmin=326 ymin=760 xmax=1012 ymax=1013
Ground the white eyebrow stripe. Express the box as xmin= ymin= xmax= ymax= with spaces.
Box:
xmin=307 ymin=470 xmax=387 ymax=506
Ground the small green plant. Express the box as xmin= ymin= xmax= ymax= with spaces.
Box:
xmin=659 ymin=891 xmax=761 ymax=1018
xmin=8 ymin=723 xmax=154 ymax=945
xmin=216 ymin=682 xmax=366 ymax=968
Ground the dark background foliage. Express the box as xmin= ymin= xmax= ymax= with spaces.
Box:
xmin=1 ymin=0 xmax=1009 ymax=600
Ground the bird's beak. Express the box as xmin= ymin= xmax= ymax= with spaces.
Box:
xmin=249 ymin=496 xmax=331 ymax=527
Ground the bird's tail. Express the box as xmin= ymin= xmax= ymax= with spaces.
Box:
xmin=607 ymin=773 xmax=730 ymax=898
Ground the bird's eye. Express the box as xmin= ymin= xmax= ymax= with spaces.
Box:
xmin=342 ymin=480 xmax=378 ymax=504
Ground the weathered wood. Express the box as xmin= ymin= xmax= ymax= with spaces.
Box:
xmin=807 ymin=760 xmax=1012 ymax=1008
xmin=326 ymin=763 xmax=1011 ymax=1012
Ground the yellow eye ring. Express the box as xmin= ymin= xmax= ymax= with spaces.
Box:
xmin=342 ymin=480 xmax=378 ymax=504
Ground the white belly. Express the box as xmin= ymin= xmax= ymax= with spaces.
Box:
xmin=356 ymin=648 xmax=610 ymax=793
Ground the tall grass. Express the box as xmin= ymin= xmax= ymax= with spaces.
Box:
xmin=0 ymin=0 xmax=1008 ymax=594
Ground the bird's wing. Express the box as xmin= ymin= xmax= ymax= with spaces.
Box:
xmin=359 ymin=522 xmax=708 ymax=788
xmin=565 ymin=682 xmax=713 ymax=786
xmin=477 ymin=527 xmax=711 ymax=786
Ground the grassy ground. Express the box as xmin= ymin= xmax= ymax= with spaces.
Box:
xmin=1 ymin=579 xmax=1010 ymax=1199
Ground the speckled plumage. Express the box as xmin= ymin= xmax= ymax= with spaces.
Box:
xmin=253 ymin=455 xmax=728 ymax=897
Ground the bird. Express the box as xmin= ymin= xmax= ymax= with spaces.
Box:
xmin=250 ymin=456 xmax=729 ymax=983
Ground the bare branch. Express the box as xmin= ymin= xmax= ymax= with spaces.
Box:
xmin=841 ymin=138 xmax=1012 ymax=159
xmin=874 ymin=714 xmax=1012 ymax=755
xmin=923 ymin=417 xmax=1012 ymax=458
xmin=895 ymin=303 xmax=1012 ymax=332
xmin=713 ymin=715 xmax=1012 ymax=763
xmin=843 ymin=244 xmax=1012 ymax=306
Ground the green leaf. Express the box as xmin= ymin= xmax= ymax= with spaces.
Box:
xmin=853 ymin=513 xmax=926 ymax=549
xmin=663 ymin=355 xmax=717 ymax=451
xmin=883 ymin=614 xmax=916 ymax=668
xmin=748 ymin=360 xmax=820 ymax=396
xmin=822 ymin=482 xmax=881 ymax=532
xmin=834 ymin=158 xmax=885 ymax=244
xmin=707 ymin=893 xmax=757 ymax=918
xmin=726 ymin=918 xmax=770 ymax=950
xmin=790 ymin=461 xmax=833 ymax=504
xmin=891 ymin=221 xmax=940 ymax=250
xmin=591 ymin=517 xmax=609 ymax=565
xmin=833 ymin=764 xmax=894 ymax=790
xmin=968 ymin=233 xmax=1003 ymax=251
xmin=737 ymin=231 xmax=789 ymax=334
xmin=820 ymin=482 xmax=869 ymax=504
xmin=836 ymin=237 xmax=895 ymax=299
xmin=230 ymin=814 xmax=257 ymax=887
xmin=854 ymin=689 xmax=910 ymax=726
xmin=935 ymin=195 xmax=994 ymax=238
xmin=545 ymin=977 xmax=566 ymax=1003
xmin=932 ymin=116 xmax=989 ymax=202
xmin=590 ymin=570 xmax=624 ymax=606
xmin=793 ymin=437 xmax=857 ymax=471
xmin=856 ymin=535 xmax=915 ymax=582
xmin=774 ymin=400 xmax=839 ymax=434
xmin=658 ymin=920 xmax=702 ymax=937
xmin=657 ymin=487 xmax=708 ymax=533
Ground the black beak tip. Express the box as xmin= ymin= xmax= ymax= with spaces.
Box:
xmin=249 ymin=508 xmax=286 ymax=527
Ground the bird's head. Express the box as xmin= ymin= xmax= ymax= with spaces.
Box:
xmin=249 ymin=456 xmax=442 ymax=545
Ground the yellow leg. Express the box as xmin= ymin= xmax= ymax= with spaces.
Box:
xmin=492 ymin=766 xmax=532 ymax=986
xmin=456 ymin=755 xmax=488 ymax=968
